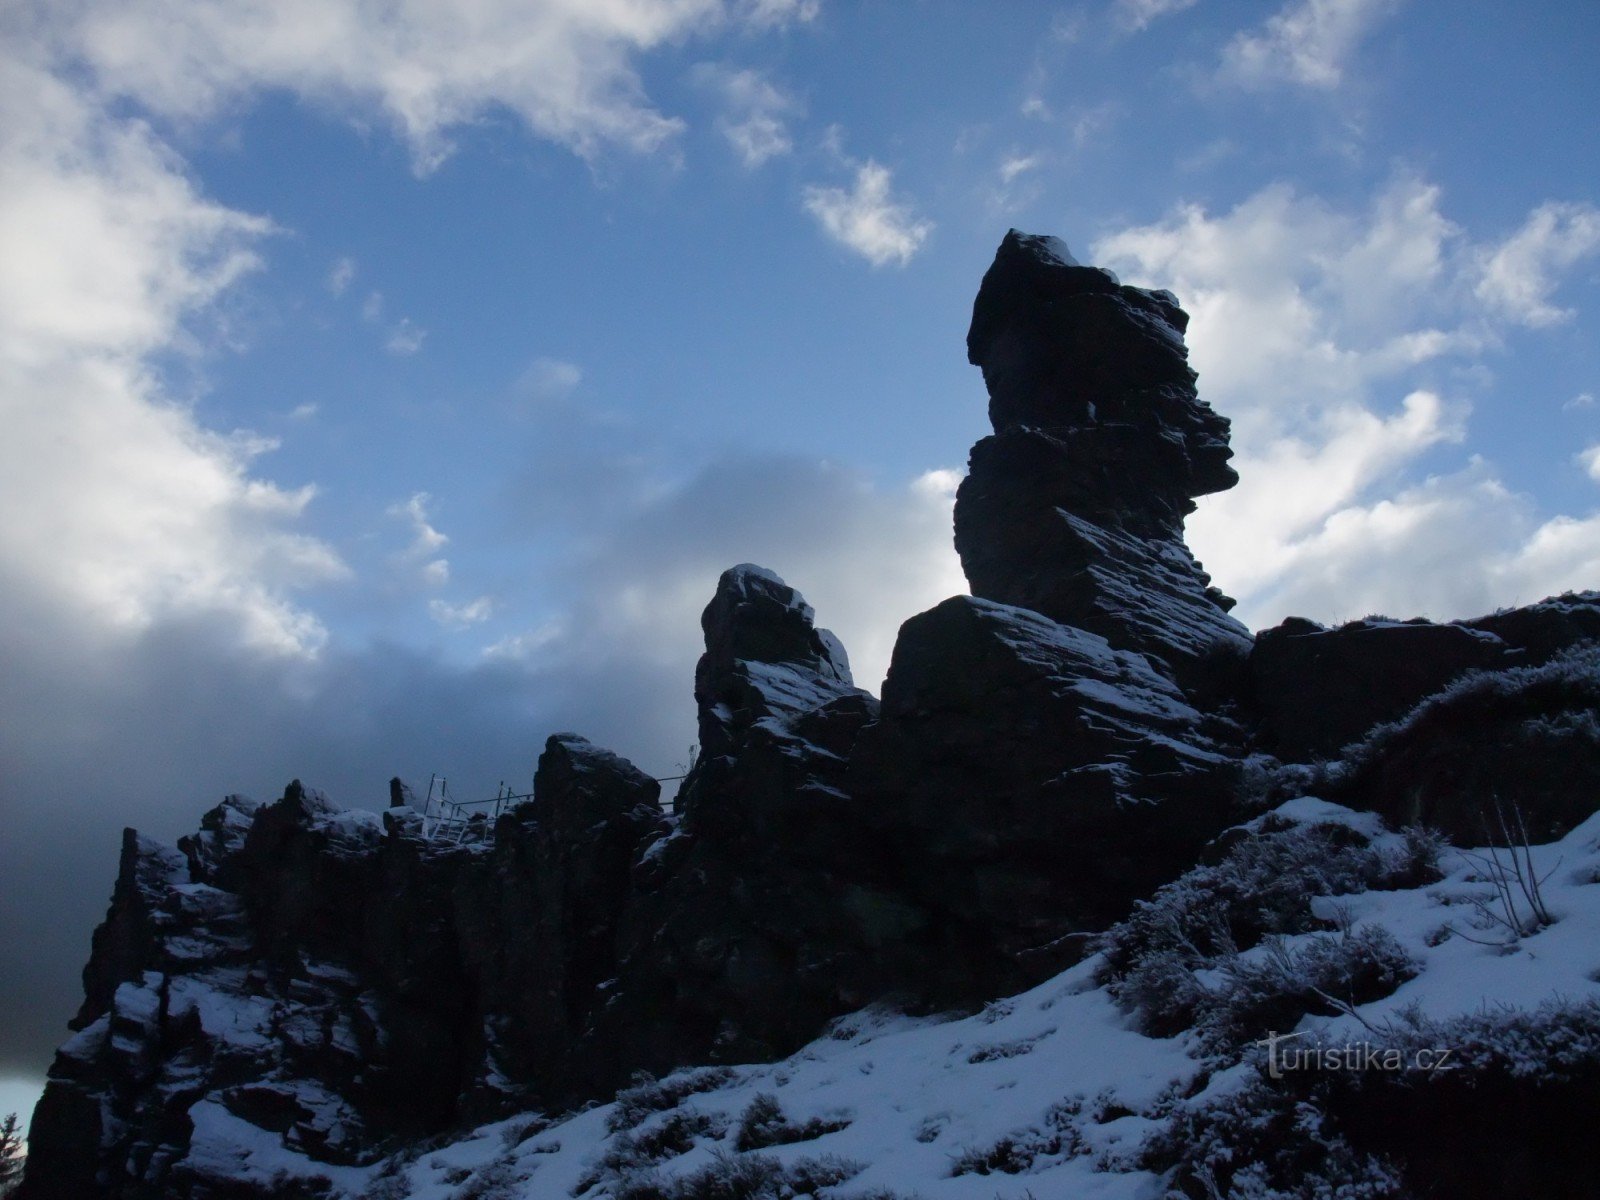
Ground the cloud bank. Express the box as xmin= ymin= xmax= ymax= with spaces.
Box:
xmin=1096 ymin=176 xmax=1600 ymax=627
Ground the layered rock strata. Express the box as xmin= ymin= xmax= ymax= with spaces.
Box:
xmin=955 ymin=231 xmax=1252 ymax=695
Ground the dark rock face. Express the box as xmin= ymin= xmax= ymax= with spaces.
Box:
xmin=21 ymin=757 xmax=664 ymax=1199
xmin=1251 ymin=617 xmax=1510 ymax=760
xmin=1252 ymin=592 xmax=1600 ymax=762
xmin=850 ymin=596 xmax=1244 ymax=986
xmin=956 ymin=230 xmax=1251 ymax=693
xmin=459 ymin=734 xmax=664 ymax=1100
xmin=581 ymin=566 xmax=890 ymax=1075
xmin=851 ymin=598 xmax=1235 ymax=998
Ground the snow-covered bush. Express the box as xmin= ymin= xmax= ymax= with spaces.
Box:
xmin=1358 ymin=996 xmax=1600 ymax=1078
xmin=948 ymin=1094 xmax=1089 ymax=1177
xmin=1098 ymin=820 xmax=1434 ymax=1036
xmin=732 ymin=1093 xmax=850 ymax=1151
xmin=608 ymin=1068 xmax=738 ymax=1133
xmin=609 ymin=1149 xmax=863 ymax=1200
xmin=1144 ymin=1080 xmax=1406 ymax=1200
xmin=452 ymin=1160 xmax=526 ymax=1199
xmin=1334 ymin=643 xmax=1600 ymax=840
xmin=1196 ymin=927 xmax=1418 ymax=1053
xmin=577 ymin=1110 xmax=729 ymax=1194
xmin=1148 ymin=998 xmax=1600 ymax=1199
xmin=1344 ymin=644 xmax=1600 ymax=778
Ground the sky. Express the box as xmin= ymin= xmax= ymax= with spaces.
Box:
xmin=2 ymin=0 xmax=1599 ymax=1125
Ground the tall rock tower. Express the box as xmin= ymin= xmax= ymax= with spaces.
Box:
xmin=955 ymin=230 xmax=1251 ymax=692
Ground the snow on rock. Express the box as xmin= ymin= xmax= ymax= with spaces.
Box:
xmin=688 ymin=561 xmax=868 ymax=773
xmin=851 ymin=593 xmax=1247 ymax=951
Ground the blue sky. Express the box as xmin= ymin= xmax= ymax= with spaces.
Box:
xmin=3 ymin=0 xmax=1599 ymax=1117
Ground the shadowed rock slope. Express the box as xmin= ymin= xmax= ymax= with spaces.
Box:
xmin=20 ymin=232 xmax=1600 ymax=1199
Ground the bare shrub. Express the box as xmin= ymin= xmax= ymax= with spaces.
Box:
xmin=733 ymin=1093 xmax=849 ymax=1152
xmin=608 ymin=1068 xmax=738 ymax=1133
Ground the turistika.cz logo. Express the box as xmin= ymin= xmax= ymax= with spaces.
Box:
xmin=1254 ymin=1030 xmax=1456 ymax=1080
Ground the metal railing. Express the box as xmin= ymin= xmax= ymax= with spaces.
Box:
xmin=418 ymin=775 xmax=532 ymax=844
xmin=412 ymin=763 xmax=690 ymax=844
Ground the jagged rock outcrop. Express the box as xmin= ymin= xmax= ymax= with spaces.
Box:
xmin=580 ymin=565 xmax=892 ymax=1076
xmin=1251 ymin=592 xmax=1600 ymax=760
xmin=675 ymin=563 xmax=873 ymax=841
xmin=21 ymin=755 xmax=665 ymax=1199
xmin=955 ymin=230 xmax=1252 ymax=695
xmin=850 ymin=595 xmax=1244 ymax=981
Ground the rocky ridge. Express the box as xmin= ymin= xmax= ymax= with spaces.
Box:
xmin=19 ymin=231 xmax=1600 ymax=1199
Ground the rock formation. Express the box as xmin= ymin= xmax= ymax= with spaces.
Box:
xmin=1248 ymin=597 xmax=1600 ymax=841
xmin=20 ymin=232 xmax=1600 ymax=1199
xmin=956 ymin=231 xmax=1252 ymax=696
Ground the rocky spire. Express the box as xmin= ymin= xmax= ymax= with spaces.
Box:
xmin=679 ymin=564 xmax=865 ymax=818
xmin=955 ymin=230 xmax=1251 ymax=690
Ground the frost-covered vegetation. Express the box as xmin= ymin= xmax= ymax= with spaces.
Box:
xmin=1344 ymin=643 xmax=1600 ymax=776
xmin=1147 ymin=998 xmax=1600 ymax=1199
xmin=1097 ymin=810 xmax=1439 ymax=1040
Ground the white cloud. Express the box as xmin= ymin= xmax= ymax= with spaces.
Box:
xmin=385 ymin=317 xmax=426 ymax=356
xmin=422 ymin=558 xmax=451 ymax=586
xmin=429 ymin=596 xmax=494 ymax=628
xmin=738 ymin=0 xmax=821 ymax=28
xmin=326 ymin=255 xmax=355 ymax=295
xmin=1188 ymin=391 xmax=1463 ymax=605
xmin=38 ymin=0 xmax=755 ymax=173
xmin=1579 ymin=444 xmax=1600 ymax=484
xmin=911 ymin=467 xmax=964 ymax=500
xmin=288 ymin=402 xmax=318 ymax=420
xmin=998 ymin=154 xmax=1039 ymax=185
xmin=1113 ymin=0 xmax=1199 ymax=34
xmin=1067 ymin=101 xmax=1121 ymax=149
xmin=1219 ymin=0 xmax=1401 ymax=90
xmin=802 ymin=161 xmax=933 ymax=268
xmin=1566 ymin=392 xmax=1596 ymax=412
xmin=987 ymin=152 xmax=1044 ymax=213
xmin=1095 ymin=176 xmax=1600 ymax=628
xmin=518 ymin=356 xmax=584 ymax=402
xmin=361 ymin=290 xmax=384 ymax=321
xmin=1474 ymin=201 xmax=1600 ymax=328
xmin=1095 ymin=177 xmax=1472 ymax=432
xmin=693 ymin=63 xmax=798 ymax=167
xmin=0 ymin=48 xmax=343 ymax=658
xmin=1247 ymin=466 xmax=1600 ymax=624
xmin=389 ymin=492 xmax=449 ymax=559
xmin=483 ymin=619 xmax=566 ymax=661
xmin=0 ymin=65 xmax=270 ymax=366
